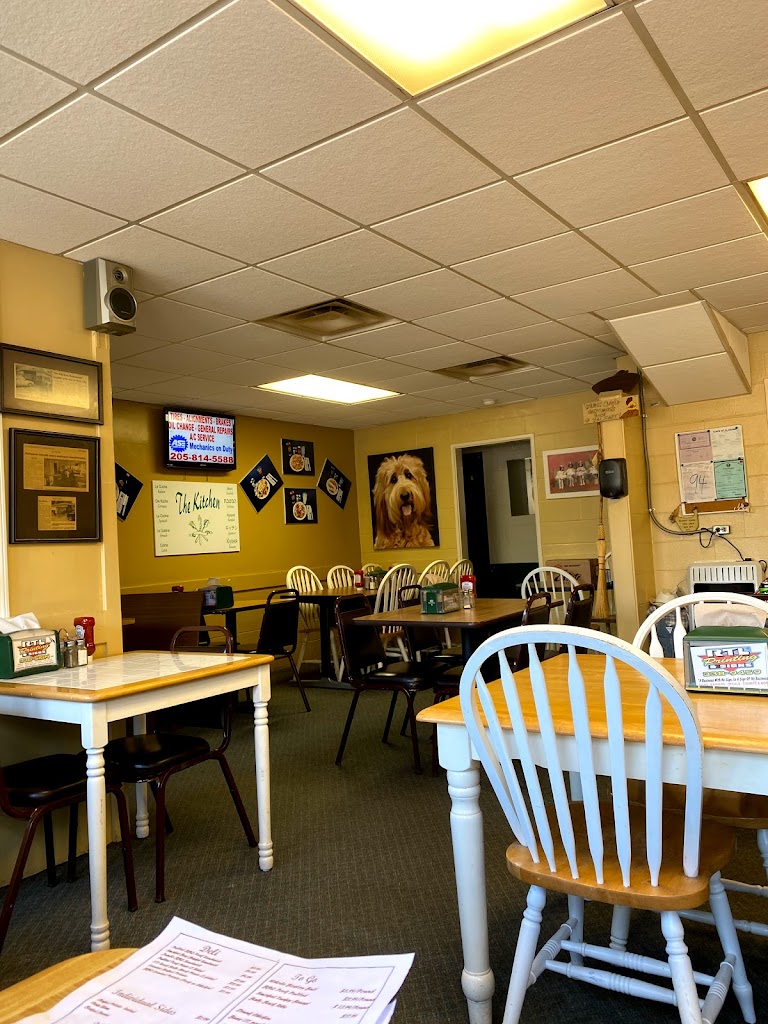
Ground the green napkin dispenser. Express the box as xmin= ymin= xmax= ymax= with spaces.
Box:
xmin=420 ymin=583 xmax=461 ymax=615
xmin=200 ymin=585 xmax=234 ymax=610
xmin=683 ymin=626 xmax=768 ymax=695
xmin=0 ymin=628 xmax=61 ymax=679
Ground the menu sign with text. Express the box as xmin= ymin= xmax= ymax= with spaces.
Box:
xmin=153 ymin=481 xmax=240 ymax=556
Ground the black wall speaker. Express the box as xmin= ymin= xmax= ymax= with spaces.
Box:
xmin=599 ymin=458 xmax=628 ymax=499
xmin=83 ymin=257 xmax=137 ymax=335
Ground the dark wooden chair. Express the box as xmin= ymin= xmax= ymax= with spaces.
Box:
xmin=334 ymin=595 xmax=434 ymax=773
xmin=254 ymin=588 xmax=311 ymax=711
xmin=0 ymin=753 xmax=137 ymax=955
xmin=121 ymin=591 xmax=205 ymax=652
xmin=105 ymin=625 xmax=256 ymax=903
xmin=564 ymin=584 xmax=595 ymax=630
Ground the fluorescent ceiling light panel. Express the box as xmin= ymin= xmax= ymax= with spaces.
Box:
xmin=748 ymin=175 xmax=768 ymax=218
xmin=256 ymin=374 xmax=399 ymax=403
xmin=291 ymin=0 xmax=608 ymax=94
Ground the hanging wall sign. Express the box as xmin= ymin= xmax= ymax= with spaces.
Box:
xmin=240 ymin=455 xmax=283 ymax=514
xmin=284 ymin=487 xmax=318 ymax=524
xmin=317 ymin=458 xmax=351 ymax=509
xmin=115 ymin=463 xmax=143 ymax=522
xmin=282 ymin=438 xmax=315 ymax=475
xmin=153 ymin=481 xmax=240 ymax=556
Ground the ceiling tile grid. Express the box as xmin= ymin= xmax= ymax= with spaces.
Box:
xmin=0 ymin=0 xmax=767 ymax=427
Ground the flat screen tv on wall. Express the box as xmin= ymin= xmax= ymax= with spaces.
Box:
xmin=163 ymin=408 xmax=236 ymax=470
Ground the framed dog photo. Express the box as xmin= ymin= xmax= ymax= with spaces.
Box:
xmin=542 ymin=445 xmax=601 ymax=499
xmin=368 ymin=447 xmax=439 ymax=550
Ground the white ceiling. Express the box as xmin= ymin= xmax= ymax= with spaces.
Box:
xmin=1 ymin=0 xmax=767 ymax=428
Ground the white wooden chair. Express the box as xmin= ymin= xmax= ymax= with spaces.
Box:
xmin=286 ymin=565 xmax=341 ymax=678
xmin=459 ymin=624 xmax=754 ymax=1024
xmin=449 ymin=558 xmax=473 ymax=584
xmin=362 ymin=562 xmax=383 ymax=574
xmin=373 ymin=563 xmax=415 ymax=661
xmin=418 ymin=559 xmax=451 ymax=585
xmin=327 ymin=565 xmax=355 ymax=589
xmin=521 ymin=566 xmax=577 ymax=626
xmin=633 ymin=591 xmax=768 ymax=939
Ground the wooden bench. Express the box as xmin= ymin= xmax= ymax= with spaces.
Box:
xmin=121 ymin=591 xmax=205 ymax=652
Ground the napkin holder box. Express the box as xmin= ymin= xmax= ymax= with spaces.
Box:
xmin=421 ymin=583 xmax=461 ymax=614
xmin=200 ymin=585 xmax=234 ymax=610
xmin=0 ymin=628 xmax=61 ymax=678
xmin=683 ymin=626 xmax=768 ymax=695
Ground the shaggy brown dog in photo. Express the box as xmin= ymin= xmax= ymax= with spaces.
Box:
xmin=372 ymin=453 xmax=435 ymax=549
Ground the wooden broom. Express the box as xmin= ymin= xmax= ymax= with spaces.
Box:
xmin=592 ymin=423 xmax=610 ymax=619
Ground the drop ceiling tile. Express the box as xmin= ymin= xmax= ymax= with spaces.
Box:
xmin=167 ymin=268 xmax=333 ymax=320
xmin=0 ymin=52 xmax=74 ymax=136
xmin=596 ymin=291 xmax=697 ymax=320
xmin=67 ymin=226 xmax=243 ymax=294
xmin=110 ymin=364 xmax=178 ymax=389
xmin=421 ymin=12 xmax=682 ymax=175
xmin=256 ymin=345 xmax=371 ymax=373
xmin=139 ymin=376 xmax=223 ymax=399
xmin=349 ymin=270 xmax=497 ymax=321
xmin=394 ymin=371 xmax=465 ymax=393
xmin=178 ymin=323 xmax=314 ymax=359
xmin=513 ymin=270 xmax=656 ymax=319
xmin=373 ymin=182 xmax=566 ymax=265
xmin=135 ymin=298 xmax=243 ymax=342
xmin=583 ymin=188 xmax=759 ymax=265
xmin=415 ymin=298 xmax=547 ymax=340
xmin=488 ymin=367 xmax=564 ymax=390
xmin=516 ymin=339 xmax=619 ymax=367
xmin=517 ymin=120 xmax=728 ymax=226
xmin=115 ymin=389 xmax=167 ymax=405
xmin=133 ymin=291 xmax=154 ymax=303
xmin=109 ymin=334 xmax=171 ymax=361
xmin=559 ymin=313 xmax=608 ymax=336
xmin=119 ymin=343 xmax=245 ymax=374
xmin=260 ymin=231 xmax=436 ymax=295
xmin=645 ymin=352 xmax=748 ymax=403
xmin=631 ymin=235 xmax=768 ymax=293
xmin=1 ymin=0 xmax=216 ymax=83
xmin=201 ymin=361 xmax=290 ymax=387
xmin=143 ymin=176 xmax=355 ymax=264
xmin=325 ymin=360 xmax=421 ymax=385
xmin=467 ymin=321 xmax=586 ymax=355
xmin=0 ymin=177 xmax=125 ymax=253
xmin=456 ymin=233 xmax=617 ymax=294
xmin=448 ymin=391 xmax=528 ymax=409
xmin=722 ymin=302 xmax=768 ymax=331
xmin=394 ymin=342 xmax=499 ymax=370
xmin=411 ymin=382 xmax=498 ymax=402
xmin=327 ymin=322 xmax=453 ymax=357
xmin=98 ymin=0 xmax=397 ymax=166
xmin=696 ymin=273 xmax=768 ymax=310
xmin=263 ymin=107 xmax=498 ymax=224
xmin=0 ymin=96 xmax=239 ymax=220
xmin=548 ymin=356 xmax=618 ymax=380
xmin=512 ymin=378 xmax=588 ymax=398
xmin=636 ymin=0 xmax=768 ymax=109
xmin=701 ymin=90 xmax=768 ymax=181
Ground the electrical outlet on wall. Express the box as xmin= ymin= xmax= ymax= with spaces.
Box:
xmin=711 ymin=524 xmax=731 ymax=535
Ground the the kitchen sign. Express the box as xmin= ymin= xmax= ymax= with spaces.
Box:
xmin=153 ymin=480 xmax=240 ymax=556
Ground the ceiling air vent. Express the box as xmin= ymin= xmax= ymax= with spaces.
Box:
xmin=436 ymin=355 xmax=528 ymax=382
xmin=256 ymin=299 xmax=396 ymax=342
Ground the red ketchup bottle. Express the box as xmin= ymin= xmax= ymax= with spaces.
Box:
xmin=74 ymin=616 xmax=96 ymax=659
xmin=353 ymin=568 xmax=365 ymax=590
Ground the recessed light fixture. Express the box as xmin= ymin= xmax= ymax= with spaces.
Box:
xmin=748 ymin=175 xmax=768 ymax=218
xmin=291 ymin=0 xmax=608 ymax=94
xmin=256 ymin=374 xmax=398 ymax=404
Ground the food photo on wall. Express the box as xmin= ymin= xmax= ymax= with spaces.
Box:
xmin=240 ymin=455 xmax=283 ymax=514
xmin=284 ymin=487 xmax=318 ymax=524
xmin=367 ymin=447 xmax=439 ymax=549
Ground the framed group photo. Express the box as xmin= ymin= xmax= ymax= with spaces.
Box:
xmin=0 ymin=345 xmax=103 ymax=424
xmin=10 ymin=429 xmax=101 ymax=543
xmin=542 ymin=445 xmax=600 ymax=499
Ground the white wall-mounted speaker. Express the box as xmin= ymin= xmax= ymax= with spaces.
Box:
xmin=83 ymin=257 xmax=137 ymax=335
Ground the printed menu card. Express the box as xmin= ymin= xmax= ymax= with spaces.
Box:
xmin=19 ymin=917 xmax=413 ymax=1024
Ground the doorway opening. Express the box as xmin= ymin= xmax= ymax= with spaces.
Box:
xmin=453 ymin=436 xmax=541 ymax=599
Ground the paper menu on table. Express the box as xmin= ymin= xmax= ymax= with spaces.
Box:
xmin=19 ymin=918 xmax=413 ymax=1024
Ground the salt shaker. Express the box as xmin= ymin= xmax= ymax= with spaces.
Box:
xmin=76 ymin=638 xmax=88 ymax=666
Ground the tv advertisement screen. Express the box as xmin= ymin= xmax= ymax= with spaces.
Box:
xmin=164 ymin=409 xmax=236 ymax=469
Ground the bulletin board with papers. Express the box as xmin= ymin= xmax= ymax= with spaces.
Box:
xmin=675 ymin=425 xmax=748 ymax=513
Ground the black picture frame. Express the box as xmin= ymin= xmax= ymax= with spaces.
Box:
xmin=10 ymin=428 xmax=101 ymax=543
xmin=284 ymin=487 xmax=318 ymax=524
xmin=281 ymin=438 xmax=315 ymax=475
xmin=240 ymin=455 xmax=283 ymax=514
xmin=1 ymin=345 xmax=103 ymax=424
xmin=317 ymin=458 xmax=351 ymax=510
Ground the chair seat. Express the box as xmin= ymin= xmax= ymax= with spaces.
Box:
xmin=506 ymin=801 xmax=735 ymax=911
xmin=4 ymin=753 xmax=87 ymax=807
xmin=366 ymin=661 xmax=433 ymax=691
xmin=628 ymin=779 xmax=768 ymax=828
xmin=105 ymin=733 xmax=211 ymax=780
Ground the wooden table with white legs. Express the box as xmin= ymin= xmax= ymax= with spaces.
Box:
xmin=0 ymin=650 xmax=273 ymax=952
xmin=418 ymin=654 xmax=768 ymax=1024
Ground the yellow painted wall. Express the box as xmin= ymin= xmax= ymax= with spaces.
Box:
xmin=0 ymin=239 xmax=122 ymax=882
xmin=645 ymin=331 xmax=768 ymax=595
xmin=113 ymin=401 xmax=361 ymax=647
xmin=354 ymin=390 xmax=603 ymax=576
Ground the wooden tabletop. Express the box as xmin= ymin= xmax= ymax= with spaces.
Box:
xmin=298 ymin=586 xmax=365 ymax=603
xmin=417 ymin=653 xmax=768 ymax=755
xmin=357 ymin=596 xmax=530 ymax=629
xmin=0 ymin=650 xmax=272 ymax=704
xmin=0 ymin=948 xmax=136 ymax=1023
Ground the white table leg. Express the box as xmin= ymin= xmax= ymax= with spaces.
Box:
xmin=443 ymin=731 xmax=494 ymax=1024
xmin=132 ymin=715 xmax=150 ymax=839
xmin=83 ymin=709 xmax=110 ymax=951
xmin=252 ymin=676 xmax=273 ymax=871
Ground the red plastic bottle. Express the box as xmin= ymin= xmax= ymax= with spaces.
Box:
xmin=353 ymin=568 xmax=365 ymax=590
xmin=74 ymin=616 xmax=96 ymax=658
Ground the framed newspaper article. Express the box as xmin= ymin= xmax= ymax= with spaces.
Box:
xmin=1 ymin=345 xmax=103 ymax=425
